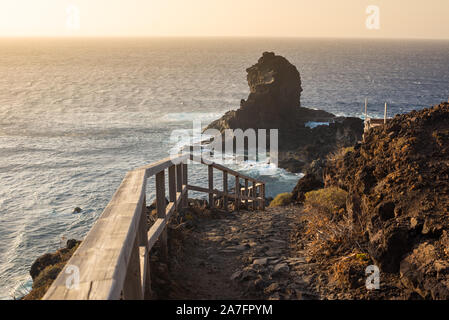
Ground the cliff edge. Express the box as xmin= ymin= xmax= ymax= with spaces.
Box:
xmin=291 ymin=102 xmax=449 ymax=299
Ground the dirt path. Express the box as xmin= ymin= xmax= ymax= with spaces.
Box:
xmin=151 ymin=205 xmax=320 ymax=300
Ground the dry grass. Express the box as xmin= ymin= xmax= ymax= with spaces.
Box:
xmin=302 ymin=187 xmax=371 ymax=289
xmin=22 ymin=242 xmax=80 ymax=300
xmin=327 ymin=146 xmax=355 ymax=162
xmin=329 ymin=252 xmax=371 ymax=288
xmin=304 ymin=187 xmax=347 ymax=215
xmin=269 ymin=192 xmax=293 ymax=207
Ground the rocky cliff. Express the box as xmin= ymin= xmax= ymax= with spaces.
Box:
xmin=206 ymin=52 xmax=363 ymax=173
xmin=23 ymin=239 xmax=81 ymax=300
xmin=323 ymin=102 xmax=449 ymax=299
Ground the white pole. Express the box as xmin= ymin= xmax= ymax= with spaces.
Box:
xmin=384 ymin=102 xmax=387 ymax=124
xmin=365 ymin=98 xmax=368 ymax=119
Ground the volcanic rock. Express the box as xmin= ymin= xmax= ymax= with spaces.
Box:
xmin=205 ymin=52 xmax=363 ymax=173
xmin=324 ymin=102 xmax=449 ymax=298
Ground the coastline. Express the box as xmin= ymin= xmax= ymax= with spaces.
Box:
xmin=7 ymin=48 xmax=449 ymax=300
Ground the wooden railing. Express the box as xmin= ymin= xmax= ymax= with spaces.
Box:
xmin=43 ymin=154 xmax=266 ymax=300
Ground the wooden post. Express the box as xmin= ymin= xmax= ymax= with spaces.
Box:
xmin=123 ymin=234 xmax=143 ymax=300
xmin=261 ymin=183 xmax=266 ymax=211
xmin=235 ymin=175 xmax=240 ymax=212
xmin=208 ymin=165 xmax=214 ymax=208
xmin=365 ymin=98 xmax=368 ymax=119
xmin=168 ymin=165 xmax=176 ymax=204
xmin=244 ymin=179 xmax=249 ymax=209
xmin=252 ymin=180 xmax=257 ymax=210
xmin=384 ymin=102 xmax=387 ymax=124
xmin=182 ymin=163 xmax=188 ymax=208
xmin=176 ymin=164 xmax=182 ymax=211
xmin=223 ymin=171 xmax=228 ymax=212
xmin=138 ymin=196 xmax=152 ymax=299
xmin=176 ymin=164 xmax=183 ymax=192
xmin=156 ymin=171 xmax=168 ymax=260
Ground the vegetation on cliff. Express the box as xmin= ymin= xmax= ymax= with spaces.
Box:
xmin=292 ymin=102 xmax=449 ymax=299
xmin=269 ymin=193 xmax=293 ymax=207
xmin=23 ymin=240 xmax=81 ymax=300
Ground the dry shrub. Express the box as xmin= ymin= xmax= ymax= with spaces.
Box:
xmin=304 ymin=187 xmax=347 ymax=215
xmin=22 ymin=241 xmax=81 ymax=300
xmin=330 ymin=252 xmax=371 ymax=289
xmin=303 ymin=187 xmax=370 ymax=290
xmin=303 ymin=187 xmax=360 ymax=259
xmin=269 ymin=192 xmax=293 ymax=207
xmin=327 ymin=146 xmax=355 ymax=162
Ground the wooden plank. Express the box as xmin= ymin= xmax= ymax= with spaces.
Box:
xmin=261 ymin=183 xmax=266 ymax=211
xmin=182 ymin=163 xmax=188 ymax=208
xmin=138 ymin=195 xmax=151 ymax=299
xmin=176 ymin=164 xmax=183 ymax=192
xmin=223 ymin=171 xmax=228 ymax=212
xmin=173 ymin=186 xmax=186 ymax=209
xmin=43 ymin=169 xmax=147 ymax=300
xmin=235 ymin=176 xmax=240 ymax=212
xmin=252 ymin=180 xmax=257 ymax=210
xmin=208 ymin=165 xmax=214 ymax=208
xmin=147 ymin=218 xmax=166 ymax=250
xmin=166 ymin=202 xmax=176 ymax=221
xmin=186 ymin=184 xmax=254 ymax=201
xmin=139 ymin=246 xmax=150 ymax=299
xmin=44 ymin=281 xmax=92 ymax=300
xmin=123 ymin=235 xmax=143 ymax=300
xmin=156 ymin=171 xmax=168 ymax=260
xmin=168 ymin=165 xmax=176 ymax=205
xmin=138 ymin=196 xmax=148 ymax=246
xmin=240 ymin=183 xmax=263 ymax=191
xmin=244 ymin=179 xmax=249 ymax=209
xmin=189 ymin=154 xmax=259 ymax=183
xmin=187 ymin=184 xmax=215 ymax=194
xmin=137 ymin=154 xmax=189 ymax=177
xmin=176 ymin=164 xmax=183 ymax=211
xmin=88 ymin=280 xmax=118 ymax=300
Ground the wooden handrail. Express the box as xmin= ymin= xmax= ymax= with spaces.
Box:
xmin=189 ymin=154 xmax=261 ymax=183
xmin=43 ymin=153 xmax=265 ymax=300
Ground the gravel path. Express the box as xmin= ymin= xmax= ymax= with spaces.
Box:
xmin=154 ymin=205 xmax=320 ymax=300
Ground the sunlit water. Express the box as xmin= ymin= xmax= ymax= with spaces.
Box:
xmin=0 ymin=38 xmax=448 ymax=299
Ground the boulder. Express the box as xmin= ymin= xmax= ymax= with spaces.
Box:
xmin=400 ymin=241 xmax=449 ymax=299
xmin=29 ymin=239 xmax=81 ymax=280
xmin=291 ymin=174 xmax=324 ymax=203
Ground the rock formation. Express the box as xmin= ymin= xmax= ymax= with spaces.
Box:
xmin=24 ymin=239 xmax=81 ymax=300
xmin=205 ymin=52 xmax=363 ymax=173
xmin=323 ymin=102 xmax=449 ymax=299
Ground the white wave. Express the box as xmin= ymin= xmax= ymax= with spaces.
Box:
xmin=236 ymin=160 xmax=302 ymax=178
xmin=305 ymin=121 xmax=330 ymax=129
xmin=158 ymin=112 xmax=225 ymax=123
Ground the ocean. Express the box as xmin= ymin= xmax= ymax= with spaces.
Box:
xmin=0 ymin=37 xmax=448 ymax=299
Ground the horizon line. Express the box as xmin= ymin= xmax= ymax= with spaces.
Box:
xmin=1 ymin=35 xmax=449 ymax=41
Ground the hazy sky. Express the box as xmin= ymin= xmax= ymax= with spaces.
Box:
xmin=0 ymin=0 xmax=448 ymax=39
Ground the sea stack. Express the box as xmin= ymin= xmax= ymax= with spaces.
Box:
xmin=240 ymin=51 xmax=303 ymax=128
xmin=207 ymin=51 xmax=333 ymax=131
xmin=206 ymin=52 xmax=363 ymax=173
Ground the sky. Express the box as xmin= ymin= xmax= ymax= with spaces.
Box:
xmin=0 ymin=0 xmax=448 ymax=39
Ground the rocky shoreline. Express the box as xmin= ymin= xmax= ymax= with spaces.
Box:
xmin=22 ymin=239 xmax=81 ymax=300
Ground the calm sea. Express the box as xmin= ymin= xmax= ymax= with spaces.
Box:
xmin=1 ymin=37 xmax=448 ymax=299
